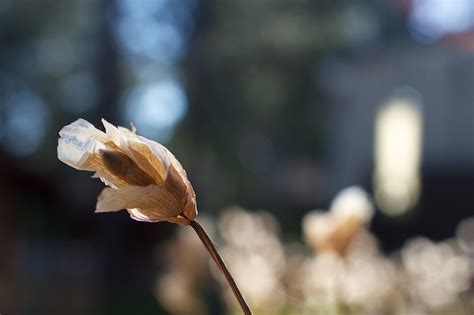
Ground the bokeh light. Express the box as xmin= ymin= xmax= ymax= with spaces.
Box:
xmin=2 ymin=89 xmax=50 ymax=156
xmin=122 ymin=79 xmax=187 ymax=141
xmin=374 ymin=90 xmax=423 ymax=216
xmin=116 ymin=0 xmax=197 ymax=64
xmin=409 ymin=0 xmax=474 ymax=42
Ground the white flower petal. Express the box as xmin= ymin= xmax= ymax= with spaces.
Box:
xmin=128 ymin=208 xmax=154 ymax=221
xmin=59 ymin=119 xmax=130 ymax=188
xmin=57 ymin=119 xmax=107 ymax=171
xmin=127 ymin=208 xmax=189 ymax=224
xmin=101 ymin=118 xmax=122 ymax=147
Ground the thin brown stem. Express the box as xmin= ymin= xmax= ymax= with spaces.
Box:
xmin=189 ymin=220 xmax=253 ymax=315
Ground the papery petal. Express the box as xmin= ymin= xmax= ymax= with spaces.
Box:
xmin=182 ymin=189 xmax=198 ymax=221
xmin=60 ymin=119 xmax=108 ymax=141
xmin=167 ymin=158 xmax=197 ymax=221
xmin=58 ymin=119 xmax=129 ymax=188
xmin=58 ymin=119 xmax=107 ymax=171
xmin=98 ymin=149 xmax=155 ymax=186
xmin=102 ymin=118 xmax=170 ymax=183
xmin=140 ymin=137 xmax=172 ymax=170
xmin=168 ymin=158 xmax=197 ymax=220
xmin=127 ymin=140 xmax=169 ymax=183
xmin=127 ymin=208 xmax=153 ymax=221
xmin=95 ymin=185 xmax=182 ymax=218
xmin=102 ymin=118 xmax=122 ymax=147
xmin=128 ymin=208 xmax=190 ymax=225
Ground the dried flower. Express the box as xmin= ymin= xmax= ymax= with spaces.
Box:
xmin=57 ymin=118 xmax=197 ymax=225
xmin=303 ymin=186 xmax=373 ymax=255
xmin=58 ymin=119 xmax=252 ymax=315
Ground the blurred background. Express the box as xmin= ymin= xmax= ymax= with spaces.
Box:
xmin=0 ymin=0 xmax=473 ymax=314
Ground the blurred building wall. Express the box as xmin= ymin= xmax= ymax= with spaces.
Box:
xmin=320 ymin=41 xmax=474 ymax=195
